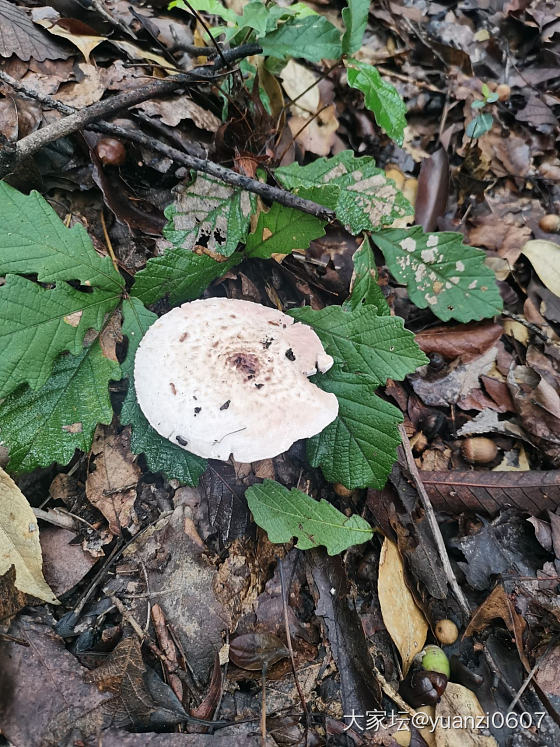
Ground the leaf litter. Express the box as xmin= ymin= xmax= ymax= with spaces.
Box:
xmin=1 ymin=0 xmax=560 ymax=743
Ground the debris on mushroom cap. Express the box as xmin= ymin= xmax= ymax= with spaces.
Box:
xmin=134 ymin=298 xmax=339 ymax=462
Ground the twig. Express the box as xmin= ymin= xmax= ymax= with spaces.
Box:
xmin=398 ymin=423 xmax=471 ymax=617
xmin=100 ymin=209 xmax=119 ymax=274
xmin=0 ymin=44 xmax=262 ymax=178
xmin=33 ymin=507 xmax=78 ymax=531
xmin=279 ymin=559 xmax=309 ymax=734
xmin=0 ymin=61 xmax=334 ymax=221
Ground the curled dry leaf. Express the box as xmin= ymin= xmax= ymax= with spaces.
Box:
xmin=378 ymin=538 xmax=428 ymax=675
xmin=434 ymin=682 xmax=498 ymax=746
xmin=414 ymin=321 xmax=502 ymax=363
xmin=0 ymin=467 xmax=58 ymax=605
xmin=229 ymin=632 xmax=289 ymax=671
xmin=414 ymin=148 xmax=449 ymax=232
xmin=85 ymin=425 xmax=141 ymax=535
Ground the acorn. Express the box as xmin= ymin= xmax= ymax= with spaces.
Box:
xmin=95 ymin=137 xmax=127 ymax=166
xmin=399 ymin=669 xmax=448 ymax=708
xmin=539 ymin=214 xmax=560 ymax=233
xmin=421 ymin=645 xmax=450 ymax=678
xmin=461 ymin=437 xmax=497 ymax=465
xmin=496 ymin=83 xmax=510 ymax=102
xmin=435 ymin=619 xmax=459 ymax=646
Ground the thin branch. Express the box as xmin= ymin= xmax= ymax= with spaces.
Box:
xmin=0 ymin=69 xmax=335 ymax=220
xmin=398 ymin=423 xmax=471 ymax=618
xmin=0 ymin=44 xmax=261 ymax=178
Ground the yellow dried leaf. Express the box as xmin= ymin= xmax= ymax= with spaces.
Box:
xmin=0 ymin=467 xmax=58 ymax=604
xmin=521 ymin=239 xmax=560 ymax=298
xmin=435 ymin=683 xmax=498 ymax=746
xmin=378 ymin=538 xmax=427 ymax=674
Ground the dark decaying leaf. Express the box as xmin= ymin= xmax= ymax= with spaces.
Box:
xmin=414 ymin=148 xmax=449 ymax=232
xmin=86 ymin=636 xmax=188 ymax=730
xmin=419 ymin=470 xmax=560 ymax=514
xmin=450 ymin=511 xmax=548 ymax=591
xmin=0 ymin=609 xmax=111 ymax=747
xmin=229 ymin=632 xmax=289 ymax=671
xmin=0 ymin=0 xmax=70 ymax=61
xmin=306 ymin=548 xmax=382 ymax=715
xmin=200 ymin=460 xmax=252 ymax=542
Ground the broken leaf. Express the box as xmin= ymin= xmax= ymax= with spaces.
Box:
xmin=164 ymin=174 xmax=256 ymax=257
xmin=373 ymin=226 xmax=503 ymax=322
xmin=275 ymin=150 xmax=412 ymax=234
xmin=0 ymin=467 xmax=58 ymax=604
xmin=435 ymin=682 xmax=498 ymax=746
xmin=245 ymin=479 xmax=374 ymax=555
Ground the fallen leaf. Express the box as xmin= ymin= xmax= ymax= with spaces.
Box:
xmin=415 ymin=321 xmax=502 ymax=363
xmin=414 ymin=148 xmax=449 ymax=232
xmin=55 ymin=63 xmax=106 ymax=108
xmin=280 ymin=59 xmax=320 ymax=116
xmin=378 ymin=538 xmax=428 ymax=674
xmin=86 ymin=424 xmax=141 ymax=535
xmin=0 ymin=0 xmax=69 ymax=61
xmin=0 ymin=610 xmax=110 ymax=745
xmin=40 ymin=526 xmax=97 ymax=596
xmin=434 ymin=682 xmax=498 ymax=746
xmin=521 ymin=239 xmax=560 ymax=298
xmin=288 ymin=104 xmax=339 ymax=156
xmin=0 ymin=467 xmax=58 ymax=604
xmin=419 ymin=470 xmax=560 ymax=514
xmin=134 ymin=96 xmax=221 ymax=131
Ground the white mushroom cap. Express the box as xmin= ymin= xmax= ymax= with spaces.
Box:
xmin=134 ymin=298 xmax=339 ymax=462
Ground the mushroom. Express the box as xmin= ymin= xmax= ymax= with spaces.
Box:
xmin=134 ymin=298 xmax=339 ymax=462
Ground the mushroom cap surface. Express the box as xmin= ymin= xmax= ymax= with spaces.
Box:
xmin=134 ymin=298 xmax=339 ymax=462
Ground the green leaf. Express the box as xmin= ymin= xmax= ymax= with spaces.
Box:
xmin=0 ymin=181 xmax=123 ymax=292
xmin=341 ymin=0 xmax=370 ymax=56
xmin=131 ymin=249 xmax=240 ymax=306
xmin=245 ymin=479 xmax=374 ymax=554
xmin=343 ymin=236 xmax=390 ymax=315
xmin=275 ymin=151 xmax=411 ymax=234
xmin=307 ymin=367 xmax=403 ymax=489
xmin=238 ymin=0 xmax=269 ymax=35
xmin=372 ymin=226 xmax=503 ymax=322
xmin=289 ymin=305 xmax=427 ymax=385
xmin=245 ymin=203 xmax=325 ymax=258
xmin=345 ymin=58 xmax=406 ymax=145
xmin=163 ymin=174 xmax=256 ymax=257
xmin=260 ymin=15 xmax=342 ymax=61
xmin=471 ymin=100 xmax=486 ymax=110
xmin=169 ymin=0 xmax=239 ymax=23
xmin=465 ymin=113 xmax=493 ymax=138
xmin=0 ymin=274 xmax=121 ymax=398
xmin=0 ymin=341 xmax=120 ymax=473
xmin=120 ymin=298 xmax=207 ymax=485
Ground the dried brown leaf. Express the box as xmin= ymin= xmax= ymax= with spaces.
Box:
xmin=0 ymin=0 xmax=69 ymax=61
xmin=419 ymin=470 xmax=560 ymax=514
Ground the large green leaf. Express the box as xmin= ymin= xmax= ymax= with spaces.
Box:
xmin=245 ymin=203 xmax=325 ymax=259
xmin=345 ymin=58 xmax=407 ymax=145
xmin=245 ymin=479 xmax=374 ymax=554
xmin=373 ymin=226 xmax=503 ymax=322
xmin=0 ymin=342 xmax=120 ymax=473
xmin=131 ymin=250 xmax=240 ymax=306
xmin=163 ymin=175 xmax=255 ymax=258
xmin=275 ymin=151 xmax=411 ymax=234
xmin=120 ymin=298 xmax=207 ymax=485
xmin=0 ymin=181 xmax=123 ymax=292
xmin=307 ymin=367 xmax=403 ymax=489
xmin=289 ymin=304 xmax=427 ymax=385
xmin=260 ymin=15 xmax=342 ymax=61
xmin=343 ymin=236 xmax=390 ymax=315
xmin=0 ymin=274 xmax=121 ymax=397
xmin=341 ymin=0 xmax=370 ymax=56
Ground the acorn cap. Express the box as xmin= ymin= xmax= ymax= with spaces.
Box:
xmin=134 ymin=298 xmax=339 ymax=462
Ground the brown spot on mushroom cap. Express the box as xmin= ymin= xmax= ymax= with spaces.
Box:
xmin=134 ymin=298 xmax=338 ymax=462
